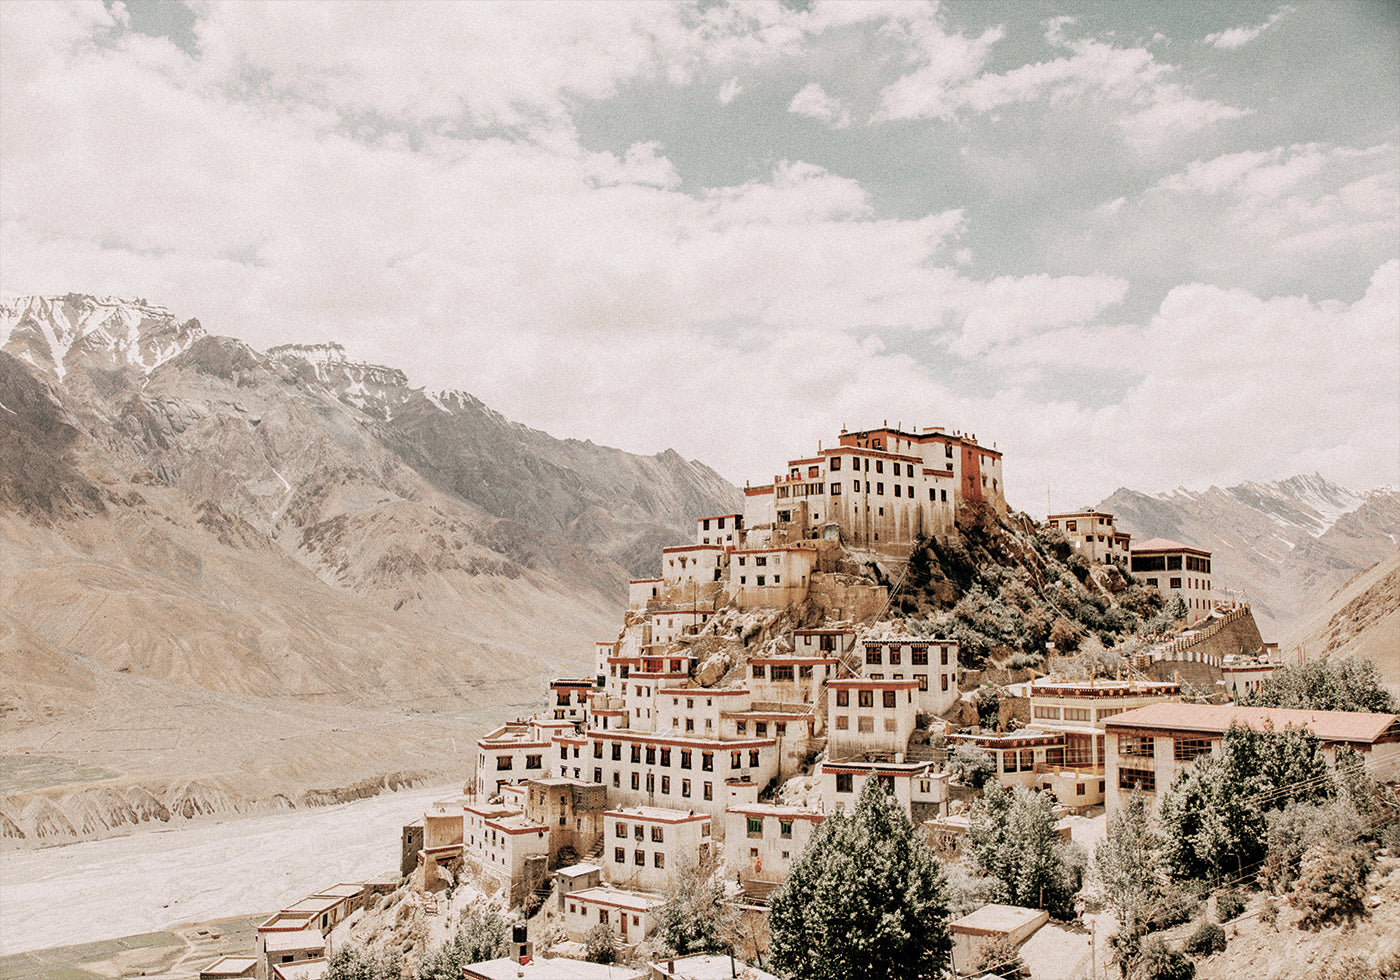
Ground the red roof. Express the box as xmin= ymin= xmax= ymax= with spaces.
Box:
xmin=1104 ymin=703 xmax=1400 ymax=743
xmin=1132 ymin=538 xmax=1210 ymax=555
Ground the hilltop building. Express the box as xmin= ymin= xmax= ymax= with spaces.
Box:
xmin=1045 ymin=510 xmax=1132 ymax=564
xmin=1130 ymin=538 xmax=1215 ymax=621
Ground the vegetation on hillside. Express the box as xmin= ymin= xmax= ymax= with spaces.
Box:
xmin=890 ymin=508 xmax=1167 ymax=668
xmin=1238 ymin=656 xmax=1397 ymax=713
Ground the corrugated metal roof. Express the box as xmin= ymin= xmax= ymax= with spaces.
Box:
xmin=1103 ymin=702 xmax=1400 ymax=743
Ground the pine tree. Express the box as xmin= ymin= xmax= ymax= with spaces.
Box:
xmin=968 ymin=784 xmax=1080 ymax=916
xmin=768 ymin=778 xmax=953 ymax=980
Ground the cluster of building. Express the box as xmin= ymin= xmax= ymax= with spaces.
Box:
xmin=1045 ymin=510 xmax=1217 ymax=621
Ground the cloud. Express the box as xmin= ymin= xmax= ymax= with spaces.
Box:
xmin=718 ymin=76 xmax=742 ymax=104
xmin=787 ymin=82 xmax=851 ymax=128
xmin=1203 ymin=6 xmax=1293 ymax=50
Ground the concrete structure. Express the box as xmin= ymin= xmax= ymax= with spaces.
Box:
xmin=730 ymin=547 xmax=817 ymax=609
xmin=1130 ymin=538 xmax=1215 ymax=622
xmin=547 ymin=678 xmax=595 ymax=723
xmin=950 ymin=904 xmax=1049 ymax=975
xmin=523 ymin=777 xmax=607 ymax=864
xmin=724 ymin=803 xmax=823 ymax=888
xmin=553 ymin=862 xmax=603 ymax=910
xmin=201 ymin=958 xmax=258 ymax=980
xmin=746 ymin=655 xmax=839 ymax=707
xmin=859 ymin=638 xmax=959 ymax=717
xmin=792 ymin=627 xmax=857 ymax=660
xmin=1104 ymin=703 xmax=1400 ymax=818
xmin=649 ymin=956 xmax=779 ymax=980
xmin=464 ymin=802 xmax=551 ymax=903
xmin=1046 ymin=510 xmax=1131 ymax=565
xmin=827 ymin=677 xmax=918 ymax=758
xmin=563 ymin=887 xmax=665 ymax=946
xmin=695 ymin=513 xmax=744 ymax=548
xmin=603 ymin=806 xmax=714 ymax=892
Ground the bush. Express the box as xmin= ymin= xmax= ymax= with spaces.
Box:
xmin=1215 ymin=891 xmax=1246 ymax=922
xmin=1259 ymin=896 xmax=1279 ymax=929
xmin=1290 ymin=842 xmax=1372 ymax=929
xmin=1067 ymin=553 xmax=1091 ymax=581
xmin=1146 ymin=880 xmax=1203 ymax=931
xmin=1184 ymin=921 xmax=1226 ymax=956
xmin=1137 ymin=936 xmax=1195 ymax=980
xmin=971 ymin=936 xmax=1028 ymax=979
xmin=584 ymin=922 xmax=616 ymax=964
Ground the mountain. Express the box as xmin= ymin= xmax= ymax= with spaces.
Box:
xmin=0 ymin=293 xmax=739 ymax=843
xmin=1098 ymin=475 xmax=1400 ymax=639
xmin=1277 ymin=551 xmax=1400 ymax=689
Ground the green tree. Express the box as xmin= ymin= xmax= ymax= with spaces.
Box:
xmin=1240 ymin=657 xmax=1396 ymax=713
xmin=968 ymin=784 xmax=1080 ymax=917
xmin=327 ymin=944 xmax=401 ymax=980
xmin=415 ymin=903 xmax=510 ymax=980
xmin=768 ymin=778 xmax=953 ymax=980
xmin=1136 ymin=937 xmax=1195 ymax=980
xmin=1094 ymin=787 xmax=1160 ymax=941
xmin=1290 ymin=841 xmax=1372 ymax=929
xmin=1158 ymin=723 xmax=1336 ymax=884
xmin=584 ymin=922 xmax=616 ymax=963
xmin=657 ymin=857 xmax=738 ymax=956
xmin=948 ymin=743 xmax=997 ymax=789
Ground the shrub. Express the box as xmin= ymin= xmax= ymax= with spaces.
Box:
xmin=1066 ymin=553 xmax=1091 ymax=580
xmin=1215 ymin=891 xmax=1246 ymax=922
xmin=584 ymin=922 xmax=616 ymax=964
xmin=971 ymin=936 xmax=1029 ymax=979
xmin=1290 ymin=841 xmax=1372 ymax=930
xmin=1184 ymin=921 xmax=1226 ymax=956
xmin=1259 ymin=896 xmax=1279 ymax=929
xmin=1146 ymin=880 xmax=1203 ymax=931
xmin=1137 ymin=936 xmax=1195 ymax=980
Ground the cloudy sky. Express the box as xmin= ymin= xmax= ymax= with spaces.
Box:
xmin=2 ymin=0 xmax=1397 ymax=514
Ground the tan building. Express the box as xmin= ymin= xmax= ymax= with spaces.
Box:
xmin=476 ymin=721 xmax=553 ymax=798
xmin=1046 ymin=510 xmax=1132 ymax=564
xmin=818 ymin=757 xmax=948 ymax=822
xmin=523 ymin=777 xmax=607 ymax=865
xmin=694 ymin=513 xmax=743 ymax=548
xmin=729 ymin=546 xmax=817 ymax=609
xmin=1104 ymin=703 xmax=1400 ymax=819
xmin=463 ymin=802 xmax=551 ymax=902
xmin=602 ymin=806 xmax=713 ymax=893
xmin=1130 ymin=538 xmax=1215 ymax=622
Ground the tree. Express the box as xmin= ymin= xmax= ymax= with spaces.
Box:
xmin=971 ymin=936 xmax=1028 ymax=979
xmin=1136 ymin=937 xmax=1195 ymax=980
xmin=968 ymin=784 xmax=1080 ymax=917
xmin=415 ymin=903 xmax=510 ymax=980
xmin=327 ymin=944 xmax=401 ymax=980
xmin=1158 ymin=722 xmax=1336 ymax=884
xmin=1239 ymin=657 xmax=1396 ymax=713
xmin=1094 ymin=787 xmax=1160 ymax=940
xmin=768 ymin=778 xmax=953 ymax=980
xmin=948 ymin=743 xmax=997 ymax=789
xmin=1261 ymin=798 xmax=1366 ymax=892
xmin=657 ymin=856 xmax=738 ymax=956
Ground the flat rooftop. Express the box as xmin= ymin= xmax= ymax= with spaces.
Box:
xmin=200 ymin=956 xmax=258 ymax=978
xmin=263 ymin=930 xmax=326 ymax=953
xmin=272 ymin=960 xmax=328 ymax=980
xmin=554 ymin=862 xmax=602 ymax=878
xmin=952 ymin=903 xmax=1049 ymax=935
xmin=570 ymin=887 xmax=666 ymax=912
xmin=464 ymin=958 xmax=645 ymax=980
xmin=651 ymin=954 xmax=781 ymax=980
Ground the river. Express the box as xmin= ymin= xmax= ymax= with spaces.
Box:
xmin=0 ymin=781 xmax=462 ymax=954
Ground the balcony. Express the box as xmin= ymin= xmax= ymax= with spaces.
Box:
xmin=1033 ymin=763 xmax=1104 ymax=776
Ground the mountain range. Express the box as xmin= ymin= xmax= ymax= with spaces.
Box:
xmin=1097 ymin=474 xmax=1400 ymax=642
xmin=0 ymin=293 xmax=738 ymax=842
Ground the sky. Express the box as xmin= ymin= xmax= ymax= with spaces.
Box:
xmin=1 ymin=0 xmax=1397 ymax=515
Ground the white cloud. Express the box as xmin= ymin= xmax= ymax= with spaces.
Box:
xmin=718 ymin=76 xmax=742 ymax=104
xmin=787 ymin=82 xmax=851 ymax=129
xmin=1203 ymin=6 xmax=1293 ymax=50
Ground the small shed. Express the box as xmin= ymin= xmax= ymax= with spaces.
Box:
xmin=553 ymin=862 xmax=602 ymax=909
xmin=950 ymin=903 xmax=1047 ymax=975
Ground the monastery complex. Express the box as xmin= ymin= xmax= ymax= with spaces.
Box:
xmin=236 ymin=424 xmax=1399 ymax=978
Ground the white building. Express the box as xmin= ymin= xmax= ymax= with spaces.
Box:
xmin=602 ymin=806 xmax=713 ymax=893
xmin=858 ymin=638 xmax=959 ymax=717
xmin=1046 ymin=510 xmax=1132 ymax=565
xmin=826 ymin=677 xmax=919 ymax=759
xmin=724 ymin=803 xmax=823 ymax=887
xmin=1130 ymin=538 xmax=1215 ymax=622
xmin=476 ymin=721 xmax=554 ymax=798
xmin=818 ymin=758 xmax=948 ymax=822
xmin=563 ymin=887 xmax=665 ymax=947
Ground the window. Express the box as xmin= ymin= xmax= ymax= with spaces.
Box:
xmin=682 ymin=779 xmax=691 ymax=797
xmin=615 ymin=847 xmax=625 ymax=863
xmin=756 ymin=576 xmax=765 ymax=586
xmin=865 ymin=646 xmax=881 ymax=665
xmin=1119 ymin=735 xmax=1154 ymax=758
xmin=836 ymin=773 xmax=854 ymax=793
xmin=631 ymin=745 xmax=641 ymax=764
xmin=912 ymin=647 xmax=928 ymax=665
xmin=831 ymin=482 xmax=842 ymax=495
xmin=661 ymin=775 xmax=670 ymax=793
xmin=631 ymin=773 xmax=639 ymax=790
xmin=612 ymin=743 xmax=622 ymax=761
xmin=747 ymin=817 xmax=763 ymax=837
xmin=877 ymin=483 xmax=884 ymax=495
xmin=858 ymin=690 xmax=873 ymax=708
xmin=1076 ymin=783 xmax=1086 ymax=796
xmin=835 ymin=715 xmax=848 ymax=729
xmin=635 ymin=850 xmax=645 ymax=866
xmin=755 ymin=556 xmax=767 ymax=567
xmin=654 ymin=853 xmax=664 ymax=869
xmin=616 ymin=822 xmax=628 ymax=838
xmin=732 ymin=751 xmax=742 ymax=769
xmin=593 ymin=767 xmax=602 ymax=783
xmin=780 ymin=820 xmax=793 ymax=838
xmin=917 ymin=675 xmax=928 ymax=691
xmin=750 ymin=750 xmax=760 ymax=767
xmin=613 ymin=773 xmax=621 ymax=787
xmin=1118 ymin=768 xmax=1156 ymax=792
xmin=651 ymin=826 xmax=664 ymax=842
xmin=857 ymin=717 xmax=875 ymax=733
xmin=830 ymin=457 xmax=841 ymax=471
xmin=660 ymin=748 xmax=671 ymax=767
xmin=941 ymin=675 xmax=949 ymax=691
xmin=703 ymin=782 xmax=713 ymax=800
xmin=772 ymin=665 xmax=794 ymax=682
xmin=755 ymin=721 xmax=767 ymax=736
xmin=681 ymin=750 xmax=692 ymax=769
xmin=599 ymin=910 xmax=609 ymax=924
xmin=496 ymin=756 xmax=512 ymax=770
xmin=702 ymin=753 xmax=713 ymax=772
xmin=889 ymin=646 xmax=901 ymax=665
xmin=894 ymin=484 xmax=901 ymax=497
xmin=883 ymin=690 xmax=896 ymax=709
xmin=1174 ymin=737 xmax=1213 ymax=763
xmin=736 ymin=721 xmax=747 ymax=735
xmin=836 ymin=690 xmax=849 ymax=707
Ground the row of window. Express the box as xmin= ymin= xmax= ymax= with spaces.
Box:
xmin=597 ymin=768 xmax=715 ymax=800
xmin=833 ymin=715 xmax=897 ymax=732
xmin=734 ymin=720 xmax=788 ymax=736
xmin=615 ymin=847 xmax=665 ymax=868
xmin=495 ymin=754 xmax=544 ymax=771
xmin=864 ymin=646 xmax=950 ymax=666
xmin=746 ymin=817 xmax=795 ymax=837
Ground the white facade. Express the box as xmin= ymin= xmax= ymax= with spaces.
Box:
xmin=826 ymin=678 xmax=919 ymax=759
xmin=602 ymin=806 xmax=713 ymax=893
xmin=463 ymin=803 xmax=550 ymax=891
xmin=1046 ymin=511 xmax=1132 ymax=564
xmin=476 ymin=722 xmax=553 ymax=797
xmin=563 ymin=887 xmax=663 ymax=946
xmin=858 ymin=639 xmax=959 ymax=717
xmin=724 ymin=804 xmax=823 ymax=885
xmin=695 ymin=513 xmax=743 ymax=547
xmin=818 ymin=760 xmax=948 ymax=821
xmin=1130 ymin=538 xmax=1215 ymax=622
xmin=729 ymin=547 xmax=816 ymax=609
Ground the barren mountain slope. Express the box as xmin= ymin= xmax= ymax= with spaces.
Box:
xmin=1099 ymin=475 xmax=1400 ymax=637
xmin=1279 ymin=551 xmax=1400 ymax=688
xmin=0 ymin=294 xmax=741 ymax=844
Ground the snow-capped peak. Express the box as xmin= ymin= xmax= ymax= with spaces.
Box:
xmin=0 ymin=293 xmax=204 ymax=380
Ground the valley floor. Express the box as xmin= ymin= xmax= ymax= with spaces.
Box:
xmin=0 ymin=781 xmax=460 ymax=955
